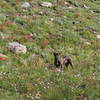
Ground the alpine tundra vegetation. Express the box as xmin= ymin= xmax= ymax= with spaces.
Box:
xmin=0 ymin=0 xmax=100 ymax=100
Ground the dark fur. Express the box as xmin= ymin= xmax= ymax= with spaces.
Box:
xmin=53 ymin=53 xmax=73 ymax=69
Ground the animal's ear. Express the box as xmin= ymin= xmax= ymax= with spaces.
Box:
xmin=53 ymin=52 xmax=57 ymax=56
xmin=53 ymin=52 xmax=60 ymax=56
xmin=53 ymin=52 xmax=55 ymax=55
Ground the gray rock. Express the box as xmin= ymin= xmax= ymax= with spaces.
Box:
xmin=40 ymin=2 xmax=52 ymax=8
xmin=8 ymin=42 xmax=27 ymax=54
xmin=21 ymin=2 xmax=30 ymax=8
xmin=96 ymin=35 xmax=100 ymax=39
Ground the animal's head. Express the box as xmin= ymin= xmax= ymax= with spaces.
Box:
xmin=53 ymin=52 xmax=60 ymax=56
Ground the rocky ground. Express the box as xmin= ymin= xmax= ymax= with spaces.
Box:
xmin=0 ymin=0 xmax=100 ymax=100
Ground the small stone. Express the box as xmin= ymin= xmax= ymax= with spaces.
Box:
xmin=35 ymin=91 xmax=41 ymax=99
xmin=66 ymin=6 xmax=73 ymax=9
xmin=21 ymin=2 xmax=30 ymax=8
xmin=48 ymin=18 xmax=54 ymax=21
xmin=85 ymin=41 xmax=91 ymax=45
xmin=93 ymin=30 xmax=97 ymax=34
xmin=90 ymin=10 xmax=94 ymax=13
xmin=64 ymin=1 xmax=69 ymax=5
xmin=91 ymin=10 xmax=100 ymax=13
xmin=96 ymin=35 xmax=100 ymax=39
xmin=50 ymin=18 xmax=54 ymax=21
xmin=55 ymin=68 xmax=62 ymax=72
xmin=40 ymin=2 xmax=52 ymax=8
xmin=83 ymin=5 xmax=90 ymax=9
xmin=80 ymin=38 xmax=91 ymax=45
xmin=8 ymin=42 xmax=27 ymax=54
xmin=29 ymin=33 xmax=33 ymax=37
xmin=30 ymin=33 xmax=37 ymax=38
xmin=38 ymin=11 xmax=44 ymax=15
xmin=74 ymin=74 xmax=81 ymax=77
xmin=45 ymin=63 xmax=52 ymax=69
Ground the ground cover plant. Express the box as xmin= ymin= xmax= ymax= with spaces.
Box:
xmin=0 ymin=0 xmax=100 ymax=100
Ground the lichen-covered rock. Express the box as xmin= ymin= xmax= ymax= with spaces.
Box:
xmin=40 ymin=2 xmax=52 ymax=8
xmin=21 ymin=2 xmax=30 ymax=8
xmin=8 ymin=42 xmax=27 ymax=54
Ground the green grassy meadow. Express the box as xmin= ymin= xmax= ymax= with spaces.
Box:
xmin=0 ymin=0 xmax=100 ymax=100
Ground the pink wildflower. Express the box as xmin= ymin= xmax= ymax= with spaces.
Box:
xmin=4 ymin=21 xmax=12 ymax=25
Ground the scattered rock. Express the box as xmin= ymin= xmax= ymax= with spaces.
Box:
xmin=21 ymin=2 xmax=30 ymax=8
xmin=40 ymin=2 xmax=52 ymax=8
xmin=49 ymin=18 xmax=54 ymax=21
xmin=91 ymin=10 xmax=100 ymax=13
xmin=74 ymin=74 xmax=81 ymax=77
xmin=45 ymin=63 xmax=52 ymax=69
xmin=66 ymin=6 xmax=73 ymax=9
xmin=35 ymin=91 xmax=41 ymax=99
xmin=80 ymin=38 xmax=91 ymax=45
xmin=85 ymin=41 xmax=91 ymax=45
xmin=83 ymin=5 xmax=90 ymax=9
xmin=92 ymin=30 xmax=97 ymax=34
xmin=38 ymin=11 xmax=44 ymax=15
xmin=56 ymin=18 xmax=63 ymax=25
xmin=22 ymin=33 xmax=36 ymax=40
xmin=8 ymin=42 xmax=27 ymax=54
xmin=0 ymin=53 xmax=8 ymax=60
xmin=64 ymin=1 xmax=69 ymax=5
xmin=96 ymin=35 xmax=100 ymax=39
xmin=32 ymin=33 xmax=37 ymax=38
xmin=55 ymin=68 xmax=63 ymax=72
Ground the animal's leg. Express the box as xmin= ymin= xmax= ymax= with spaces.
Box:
xmin=65 ymin=61 xmax=73 ymax=69
xmin=69 ymin=61 xmax=73 ymax=69
xmin=60 ymin=64 xmax=63 ymax=70
xmin=65 ymin=62 xmax=69 ymax=67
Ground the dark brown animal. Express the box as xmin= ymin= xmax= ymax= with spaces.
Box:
xmin=53 ymin=53 xmax=73 ymax=69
